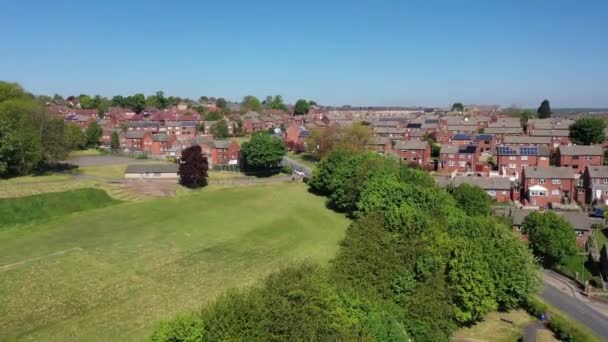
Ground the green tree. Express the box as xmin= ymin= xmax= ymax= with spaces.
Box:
xmin=520 ymin=110 xmax=534 ymax=133
xmin=569 ymin=117 xmax=607 ymax=145
xmin=199 ymin=96 xmax=209 ymax=103
xmin=78 ymin=94 xmax=94 ymax=109
xmin=266 ymin=95 xmax=288 ymax=111
xmin=522 ymin=211 xmax=577 ymax=267
xmin=241 ymin=133 xmax=286 ymax=171
xmin=215 ymin=97 xmax=227 ymax=109
xmin=451 ymin=102 xmax=464 ymax=112
xmin=146 ymin=91 xmax=169 ymax=110
xmin=205 ymin=111 xmax=223 ymax=121
xmin=110 ymin=131 xmax=120 ymax=150
xmin=111 ymin=95 xmax=126 ymax=107
xmin=52 ymin=93 xmax=64 ymax=103
xmin=64 ymin=123 xmax=86 ymax=150
xmin=84 ymin=121 xmax=103 ymax=147
xmin=126 ymin=93 xmax=146 ymax=113
xmin=210 ymin=120 xmax=229 ymax=139
xmin=447 ymin=240 xmax=497 ymax=324
xmin=451 ymin=183 xmax=492 ymax=216
xmin=0 ymin=81 xmax=27 ymax=102
xmin=294 ymin=99 xmax=311 ymax=115
xmin=537 ymin=99 xmax=552 ymax=118
xmin=241 ymin=95 xmax=261 ymax=112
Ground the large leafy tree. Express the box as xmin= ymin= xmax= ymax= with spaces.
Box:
xmin=294 ymin=99 xmax=311 ymax=115
xmin=264 ymin=95 xmax=288 ymax=111
xmin=178 ymin=145 xmax=209 ymax=188
xmin=63 ymin=124 xmax=86 ymax=151
xmin=241 ymin=95 xmax=261 ymax=112
xmin=146 ymin=91 xmax=169 ymax=110
xmin=84 ymin=121 xmax=103 ymax=147
xmin=537 ymin=99 xmax=552 ymax=118
xmin=569 ymin=117 xmax=607 ymax=145
xmin=125 ymin=93 xmax=146 ymax=113
xmin=110 ymin=131 xmax=120 ymax=150
xmin=451 ymin=183 xmax=492 ymax=216
xmin=520 ymin=110 xmax=534 ymax=133
xmin=451 ymin=102 xmax=464 ymax=112
xmin=241 ymin=133 xmax=286 ymax=170
xmin=215 ymin=97 xmax=227 ymax=109
xmin=522 ymin=211 xmax=577 ymax=267
xmin=210 ymin=120 xmax=229 ymax=139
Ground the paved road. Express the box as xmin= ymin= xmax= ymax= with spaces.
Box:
xmin=522 ymin=322 xmax=544 ymax=342
xmin=540 ymin=280 xmax=608 ymax=341
xmin=281 ymin=156 xmax=313 ymax=178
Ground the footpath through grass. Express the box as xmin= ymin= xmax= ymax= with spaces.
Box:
xmin=0 ymin=183 xmax=349 ymax=341
xmin=0 ymin=188 xmax=119 ymax=227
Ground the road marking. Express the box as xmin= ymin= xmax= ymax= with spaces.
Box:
xmin=0 ymin=247 xmax=83 ymax=272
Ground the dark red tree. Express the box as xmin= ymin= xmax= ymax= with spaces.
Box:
xmin=179 ymin=145 xmax=209 ymax=188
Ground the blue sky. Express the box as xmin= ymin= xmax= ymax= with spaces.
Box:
xmin=1 ymin=0 xmax=607 ymax=107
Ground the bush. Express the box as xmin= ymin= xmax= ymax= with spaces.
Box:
xmin=136 ymin=153 xmax=148 ymax=159
xmin=150 ymin=314 xmax=203 ymax=342
xmin=281 ymin=165 xmax=292 ymax=174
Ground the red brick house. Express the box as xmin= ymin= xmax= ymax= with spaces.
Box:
xmin=496 ymin=145 xmax=550 ymax=177
xmin=530 ymin=130 xmax=572 ymax=148
xmin=150 ymin=133 xmax=177 ymax=156
xmin=438 ymin=145 xmax=478 ymax=173
xmin=366 ymin=136 xmax=392 ymax=155
xmin=123 ymin=130 xmax=152 ymax=151
xmin=556 ymin=145 xmax=604 ymax=171
xmin=394 ymin=140 xmax=431 ymax=166
xmin=582 ymin=165 xmax=608 ymax=207
xmin=484 ymin=127 xmax=524 ymax=144
xmin=521 ymin=166 xmax=576 ymax=208
xmin=284 ymin=123 xmax=309 ymax=151
xmin=209 ymin=140 xmax=240 ymax=165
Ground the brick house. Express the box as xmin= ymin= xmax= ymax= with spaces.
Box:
xmin=496 ymin=145 xmax=550 ymax=177
xmin=394 ymin=140 xmax=431 ymax=166
xmin=366 ymin=136 xmax=392 ymax=155
xmin=284 ymin=123 xmax=309 ymax=151
xmin=483 ymin=127 xmax=524 ymax=144
xmin=150 ymin=133 xmax=177 ymax=156
xmin=124 ymin=130 xmax=152 ymax=151
xmin=510 ymin=209 xmax=599 ymax=247
xmin=556 ymin=145 xmax=604 ymax=171
xmin=127 ymin=121 xmax=159 ymax=133
xmin=521 ymin=166 xmax=576 ymax=208
xmin=210 ymin=140 xmax=240 ymax=165
xmin=530 ymin=130 xmax=572 ymax=148
xmin=582 ymin=166 xmax=608 ymax=207
xmin=438 ymin=145 xmax=478 ymax=173
xmin=474 ymin=134 xmax=496 ymax=152
xmin=502 ymin=135 xmax=551 ymax=148
xmin=452 ymin=176 xmax=512 ymax=203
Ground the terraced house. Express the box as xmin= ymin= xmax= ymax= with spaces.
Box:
xmin=521 ymin=166 xmax=576 ymax=208
xmin=556 ymin=145 xmax=604 ymax=170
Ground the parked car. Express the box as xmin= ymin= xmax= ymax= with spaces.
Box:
xmin=591 ymin=207 xmax=605 ymax=218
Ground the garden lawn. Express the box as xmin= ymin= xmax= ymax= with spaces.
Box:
xmin=452 ymin=310 xmax=536 ymax=342
xmin=0 ymin=183 xmax=349 ymax=341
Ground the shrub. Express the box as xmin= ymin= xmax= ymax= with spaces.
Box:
xmin=281 ymin=165 xmax=292 ymax=174
xmin=150 ymin=314 xmax=203 ymax=342
xmin=136 ymin=153 xmax=148 ymax=159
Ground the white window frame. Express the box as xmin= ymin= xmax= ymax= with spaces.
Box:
xmin=552 ymin=179 xmax=561 ymax=184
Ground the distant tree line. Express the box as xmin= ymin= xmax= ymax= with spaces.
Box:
xmin=151 ymin=149 xmax=541 ymax=341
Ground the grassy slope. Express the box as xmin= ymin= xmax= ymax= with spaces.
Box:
xmin=452 ymin=310 xmax=536 ymax=342
xmin=0 ymin=189 xmax=119 ymax=226
xmin=0 ymin=183 xmax=349 ymax=341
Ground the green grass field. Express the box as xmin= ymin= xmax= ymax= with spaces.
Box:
xmin=453 ymin=310 xmax=538 ymax=342
xmin=0 ymin=188 xmax=119 ymax=226
xmin=0 ymin=183 xmax=349 ymax=341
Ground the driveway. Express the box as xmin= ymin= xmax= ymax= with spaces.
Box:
xmin=282 ymin=156 xmax=313 ymax=178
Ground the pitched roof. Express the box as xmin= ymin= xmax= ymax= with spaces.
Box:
xmin=586 ymin=166 xmax=608 ymax=178
xmin=213 ymin=140 xmax=232 ymax=149
xmin=125 ymin=131 xmax=146 ymax=139
xmin=523 ymin=166 xmax=575 ymax=179
xmin=152 ymin=133 xmax=170 ymax=142
xmin=558 ymin=145 xmax=603 ymax=156
xmin=503 ymin=135 xmax=551 ymax=145
xmin=453 ymin=176 xmax=511 ymax=190
xmin=394 ymin=140 xmax=429 ymax=150
xmin=496 ymin=145 xmax=550 ymax=156
xmin=440 ymin=145 xmax=459 ymax=154
xmin=484 ymin=127 xmax=523 ymax=135
xmin=124 ymin=164 xmax=178 ymax=174
xmin=531 ymin=129 xmax=570 ymax=137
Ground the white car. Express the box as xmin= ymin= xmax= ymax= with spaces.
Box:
xmin=294 ymin=170 xmax=305 ymax=177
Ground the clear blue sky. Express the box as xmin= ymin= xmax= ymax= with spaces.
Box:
xmin=1 ymin=0 xmax=607 ymax=107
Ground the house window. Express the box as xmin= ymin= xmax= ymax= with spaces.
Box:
xmin=530 ymin=190 xmax=548 ymax=197
xmin=539 ymin=179 xmax=546 ymax=184
xmin=509 ymin=156 xmax=516 ymax=161
xmin=576 ymin=231 xmax=584 ymax=237
xmin=448 ymin=154 xmax=454 ymax=159
xmin=530 ymin=179 xmax=535 ymax=184
xmin=459 ymin=161 xmax=466 ymax=167
xmin=552 ymin=179 xmax=561 ymax=184
xmin=501 ymin=191 xmax=507 ymax=195
xmin=585 ymin=156 xmax=592 ymax=160
xmin=578 ymin=189 xmax=585 ymax=194
xmin=402 ymin=157 xmax=408 ymax=161
xmin=487 ymin=190 xmax=496 ymax=197
xmin=448 ymin=161 xmax=455 ymax=167
xmin=521 ymin=156 xmax=528 ymax=161
xmin=551 ymin=189 xmax=560 ymax=196
xmin=509 ymin=163 xmax=516 ymax=169
xmin=603 ymin=179 xmax=608 ymax=184
xmin=459 ymin=154 xmax=465 ymax=159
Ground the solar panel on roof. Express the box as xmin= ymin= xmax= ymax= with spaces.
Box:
xmin=453 ymin=133 xmax=471 ymax=140
xmin=520 ymin=146 xmax=538 ymax=156
xmin=475 ymin=134 xmax=494 ymax=141
xmin=497 ymin=146 xmax=517 ymax=155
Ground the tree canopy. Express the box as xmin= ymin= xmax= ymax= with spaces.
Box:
xmin=569 ymin=117 xmax=607 ymax=145
xmin=294 ymin=99 xmax=311 ymax=115
xmin=241 ymin=96 xmax=262 ymax=112
xmin=537 ymin=99 xmax=552 ymax=118
xmin=110 ymin=131 xmax=120 ymax=150
xmin=451 ymin=183 xmax=493 ymax=216
xmin=210 ymin=120 xmax=229 ymax=139
xmin=84 ymin=121 xmax=103 ymax=148
xmin=178 ymin=145 xmax=209 ymax=188
xmin=451 ymin=102 xmax=464 ymax=112
xmin=241 ymin=133 xmax=286 ymax=171
xmin=522 ymin=211 xmax=577 ymax=267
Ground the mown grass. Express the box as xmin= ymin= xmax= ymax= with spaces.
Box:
xmin=0 ymin=183 xmax=349 ymax=341
xmin=287 ymin=151 xmax=318 ymax=169
xmin=0 ymin=188 xmax=119 ymax=227
xmin=452 ymin=310 xmax=536 ymax=342
xmin=68 ymin=149 xmax=102 ymax=157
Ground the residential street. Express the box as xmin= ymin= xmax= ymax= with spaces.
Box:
xmin=282 ymin=156 xmax=313 ymax=178
xmin=541 ymin=271 xmax=608 ymax=341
